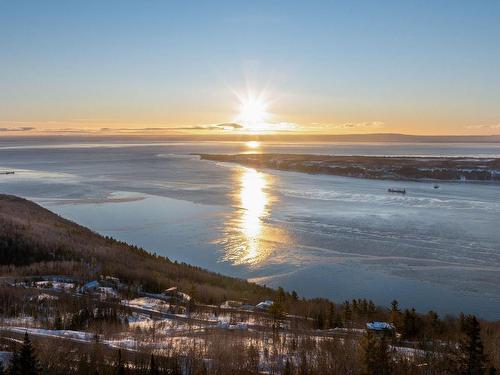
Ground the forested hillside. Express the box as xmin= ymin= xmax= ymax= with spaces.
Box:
xmin=0 ymin=194 xmax=281 ymax=305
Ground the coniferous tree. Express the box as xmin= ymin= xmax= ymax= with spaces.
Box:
xmin=402 ymin=308 xmax=418 ymax=339
xmin=315 ymin=310 xmax=324 ymax=329
xmin=8 ymin=350 xmax=20 ymax=375
xmin=343 ymin=300 xmax=352 ymax=326
xmin=76 ymin=353 xmax=91 ymax=374
xmin=246 ymin=344 xmax=259 ymax=373
xmin=390 ymin=300 xmax=400 ymax=329
xmin=116 ymin=349 xmax=125 ymax=375
xmin=327 ymin=302 xmax=336 ymax=328
xmin=18 ymin=332 xmax=39 ymax=375
xmin=352 ymin=299 xmax=359 ymax=318
xmin=54 ymin=310 xmax=63 ymax=330
xmin=457 ymin=315 xmax=487 ymax=375
xmin=168 ymin=357 xmax=181 ymax=375
xmin=426 ymin=310 xmax=440 ymax=337
xmin=362 ymin=332 xmax=392 ymax=375
xmin=269 ymin=300 xmax=285 ymax=328
xmin=334 ymin=313 xmax=343 ymax=328
xmin=149 ymin=354 xmax=159 ymax=375
xmin=283 ymin=358 xmax=292 ymax=375
xmin=368 ymin=300 xmax=376 ymax=317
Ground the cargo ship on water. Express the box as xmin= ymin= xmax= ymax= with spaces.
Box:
xmin=388 ymin=188 xmax=406 ymax=194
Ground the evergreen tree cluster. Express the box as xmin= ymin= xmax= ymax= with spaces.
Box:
xmin=7 ymin=332 xmax=39 ymax=375
xmin=456 ymin=314 xmax=488 ymax=375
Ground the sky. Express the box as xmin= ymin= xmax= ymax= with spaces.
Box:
xmin=1 ymin=1 xmax=499 ymax=136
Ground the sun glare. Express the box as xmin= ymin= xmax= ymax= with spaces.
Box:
xmin=235 ymin=91 xmax=271 ymax=132
xmin=246 ymin=141 xmax=260 ymax=149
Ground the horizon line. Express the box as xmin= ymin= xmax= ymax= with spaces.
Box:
xmin=2 ymin=132 xmax=500 ymax=143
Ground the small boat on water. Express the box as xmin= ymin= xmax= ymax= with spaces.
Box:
xmin=434 ymin=184 xmax=440 ymax=189
xmin=0 ymin=171 xmax=15 ymax=175
xmin=388 ymin=188 xmax=406 ymax=194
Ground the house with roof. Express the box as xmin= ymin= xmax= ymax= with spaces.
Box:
xmin=220 ymin=300 xmax=243 ymax=309
xmin=366 ymin=321 xmax=395 ymax=331
xmin=256 ymin=300 xmax=274 ymax=311
xmin=162 ymin=286 xmax=191 ymax=302
xmin=79 ymin=280 xmax=100 ymax=293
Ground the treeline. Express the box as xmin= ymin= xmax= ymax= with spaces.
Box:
xmin=2 ymin=284 xmax=499 ymax=372
xmin=0 ymin=222 xmax=73 ymax=266
xmin=1 ymin=332 xmax=187 ymax=375
xmin=0 ymin=320 xmax=496 ymax=375
xmin=0 ymin=286 xmax=129 ymax=335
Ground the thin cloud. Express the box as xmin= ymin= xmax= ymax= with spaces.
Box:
xmin=338 ymin=121 xmax=385 ymax=129
xmin=311 ymin=121 xmax=385 ymax=130
xmin=40 ymin=128 xmax=99 ymax=133
xmin=272 ymin=122 xmax=298 ymax=131
xmin=0 ymin=123 xmax=246 ymax=134
xmin=465 ymin=123 xmax=500 ymax=130
xmin=0 ymin=126 xmax=35 ymax=132
xmin=184 ymin=123 xmax=244 ymax=131
xmin=99 ymin=123 xmax=245 ymax=133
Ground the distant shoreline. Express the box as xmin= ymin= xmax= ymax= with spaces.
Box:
xmin=1 ymin=133 xmax=500 ymax=144
xmin=199 ymin=153 xmax=500 ymax=182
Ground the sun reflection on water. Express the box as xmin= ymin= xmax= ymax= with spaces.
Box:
xmin=221 ymin=166 xmax=279 ymax=266
xmin=239 ymin=168 xmax=267 ymax=263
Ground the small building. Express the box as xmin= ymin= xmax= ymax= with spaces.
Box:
xmin=217 ymin=319 xmax=248 ymax=330
xmin=162 ymin=287 xmax=191 ymax=302
xmin=220 ymin=300 xmax=243 ymax=309
xmin=241 ymin=304 xmax=255 ymax=312
xmin=366 ymin=321 xmax=395 ymax=331
xmin=79 ymin=280 xmax=100 ymax=293
xmin=217 ymin=320 xmax=230 ymax=329
xmin=96 ymin=287 xmax=118 ymax=299
xmin=256 ymin=300 xmax=274 ymax=311
xmin=102 ymin=276 xmax=121 ymax=286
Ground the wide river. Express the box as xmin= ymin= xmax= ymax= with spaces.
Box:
xmin=1 ymin=140 xmax=500 ymax=319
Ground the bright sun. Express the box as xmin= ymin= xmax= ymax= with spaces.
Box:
xmin=235 ymin=92 xmax=270 ymax=132
xmin=246 ymin=141 xmax=260 ymax=149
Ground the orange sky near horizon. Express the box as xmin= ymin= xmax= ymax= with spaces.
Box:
xmin=1 ymin=85 xmax=498 ymax=137
xmin=1 ymin=111 xmax=499 ymax=137
xmin=1 ymin=2 xmax=499 ymax=138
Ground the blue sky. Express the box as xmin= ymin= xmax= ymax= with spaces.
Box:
xmin=1 ymin=1 xmax=499 ymax=135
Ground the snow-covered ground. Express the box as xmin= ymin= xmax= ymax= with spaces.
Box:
xmin=96 ymin=287 xmax=118 ymax=298
xmin=0 ymin=351 xmax=13 ymax=364
xmin=127 ymin=313 xmax=200 ymax=332
xmin=391 ymin=345 xmax=427 ymax=359
xmin=0 ymin=324 xmax=207 ymax=353
xmin=122 ymin=297 xmax=170 ymax=312
xmin=0 ymin=315 xmax=35 ymax=326
xmin=328 ymin=327 xmax=366 ymax=335
xmin=30 ymin=293 xmax=59 ymax=302
xmin=192 ymin=311 xmax=260 ymax=326
xmin=0 ymin=327 xmax=95 ymax=343
xmin=34 ymin=281 xmax=75 ymax=290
